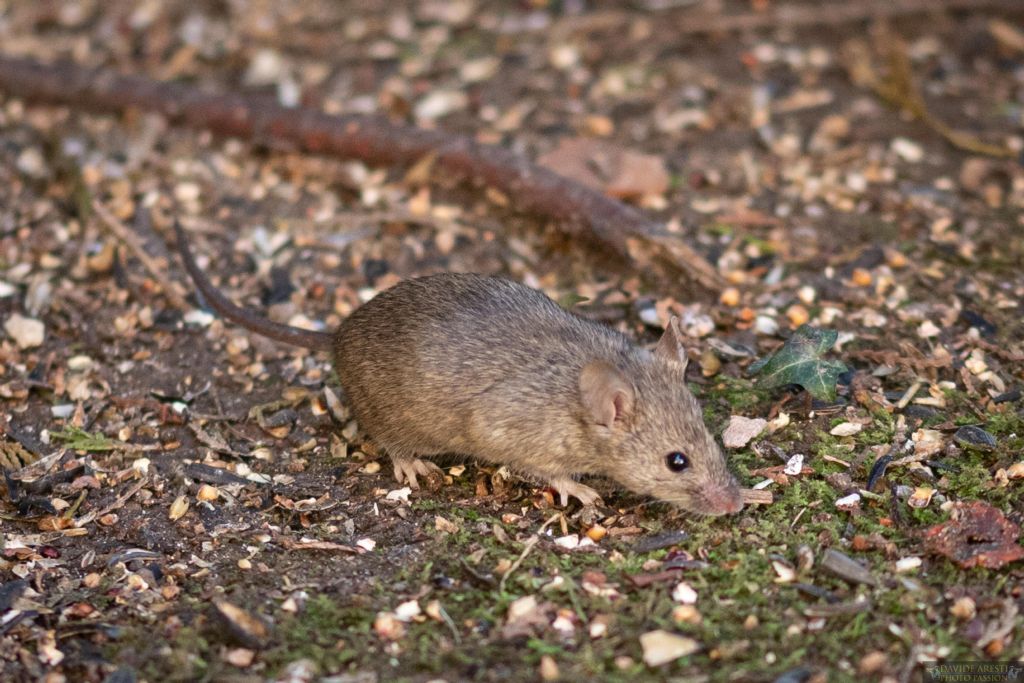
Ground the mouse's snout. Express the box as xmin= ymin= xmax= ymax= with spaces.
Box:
xmin=703 ymin=483 xmax=744 ymax=516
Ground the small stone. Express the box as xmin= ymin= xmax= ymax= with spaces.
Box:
xmin=891 ymin=137 xmax=924 ymax=163
xmin=786 ymin=304 xmax=810 ymax=327
xmin=679 ymin=311 xmax=714 ymax=338
xmin=4 ymin=313 xmax=45 ymax=349
xmin=671 ymin=582 xmax=698 ymax=604
xmin=783 ymin=454 xmax=803 ymax=476
xmin=374 ymin=612 xmax=406 ymax=640
xmin=639 ymin=629 xmax=700 ymax=667
xmin=753 ymin=315 xmax=779 ymax=336
xmin=858 ymin=651 xmax=888 ymax=675
xmin=539 ymin=655 xmax=560 ymax=681
xmin=394 ymin=600 xmax=421 ymax=622
xmin=722 ymin=416 xmax=767 ymax=449
xmin=829 ymin=422 xmax=862 ymax=437
xmin=1005 ymin=462 xmax=1024 ymax=479
xmin=224 ymin=648 xmax=255 ymax=668
xmin=16 ymin=146 xmax=47 ymax=178
xmin=719 ymin=287 xmax=741 ymax=307
xmin=850 ymin=268 xmax=873 ymax=287
xmin=894 ymin=557 xmax=922 ymax=573
xmin=671 ymin=604 xmax=702 ymax=624
xmin=797 ymin=286 xmax=816 ymax=304
xmin=953 ymin=425 xmax=996 ymax=451
xmin=639 ymin=307 xmax=660 ymax=326
xmin=174 ymin=182 xmax=201 ymax=203
xmin=584 ymin=115 xmax=614 ymax=137
xmin=415 ymin=90 xmax=468 ymax=121
xmin=835 ymin=493 xmax=861 ymax=511
xmin=917 ymin=320 xmax=940 ymax=338
xmin=949 ymin=596 xmax=976 ymax=620
xmin=549 ymin=44 xmax=580 ymax=70
xmin=244 ymin=48 xmax=288 ymax=86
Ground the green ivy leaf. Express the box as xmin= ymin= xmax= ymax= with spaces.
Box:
xmin=749 ymin=325 xmax=847 ymax=401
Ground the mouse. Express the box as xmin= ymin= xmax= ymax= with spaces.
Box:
xmin=173 ymin=222 xmax=744 ymax=515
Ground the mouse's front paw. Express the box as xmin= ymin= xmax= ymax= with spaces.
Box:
xmin=392 ymin=456 xmax=443 ymax=490
xmin=548 ymin=477 xmax=603 ymax=508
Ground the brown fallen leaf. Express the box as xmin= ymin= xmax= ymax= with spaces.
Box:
xmin=537 ymin=138 xmax=670 ymax=200
xmin=922 ymin=501 xmax=1024 ymax=569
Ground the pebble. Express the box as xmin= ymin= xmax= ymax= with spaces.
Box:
xmin=891 ymin=137 xmax=924 ymax=163
xmin=671 ymin=582 xmax=698 ymax=604
xmin=829 ymin=422 xmax=862 ymax=437
xmin=784 ymin=454 xmax=803 ymax=476
xmin=785 ymin=304 xmax=809 ymax=327
xmin=679 ymin=311 xmax=714 ymax=338
xmin=917 ymin=320 xmax=940 ymax=338
xmin=835 ymin=493 xmax=861 ymax=511
xmin=4 ymin=313 xmax=45 ymax=349
xmin=638 ymin=307 xmax=661 ymax=327
xmin=894 ymin=557 xmax=922 ymax=573
xmin=16 ymin=146 xmax=47 ymax=178
xmin=953 ymin=425 xmax=996 ymax=451
xmin=719 ymin=287 xmax=741 ymax=306
xmin=797 ymin=286 xmax=816 ymax=304
xmin=753 ymin=315 xmax=779 ymax=336
xmin=639 ymin=630 xmax=700 ymax=667
xmin=850 ymin=268 xmax=873 ymax=287
xmin=415 ymin=90 xmax=468 ymax=121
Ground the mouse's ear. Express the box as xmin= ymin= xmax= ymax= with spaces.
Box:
xmin=654 ymin=316 xmax=688 ymax=372
xmin=579 ymin=361 xmax=635 ymax=428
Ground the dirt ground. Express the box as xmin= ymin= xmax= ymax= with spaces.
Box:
xmin=1 ymin=1 xmax=1023 ymax=682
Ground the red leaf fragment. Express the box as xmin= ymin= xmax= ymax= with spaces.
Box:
xmin=922 ymin=501 xmax=1024 ymax=569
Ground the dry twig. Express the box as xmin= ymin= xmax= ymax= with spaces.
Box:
xmin=0 ymin=56 xmax=726 ymax=293
xmin=91 ymin=201 xmax=191 ymax=310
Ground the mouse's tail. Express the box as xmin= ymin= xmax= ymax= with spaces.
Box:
xmin=174 ymin=221 xmax=334 ymax=352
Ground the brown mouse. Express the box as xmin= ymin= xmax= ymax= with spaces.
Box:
xmin=173 ymin=223 xmax=743 ymax=515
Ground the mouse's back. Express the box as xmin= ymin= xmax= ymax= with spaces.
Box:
xmin=334 ymin=273 xmax=631 ymax=459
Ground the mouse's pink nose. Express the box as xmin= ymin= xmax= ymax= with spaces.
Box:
xmin=704 ymin=485 xmax=744 ymax=515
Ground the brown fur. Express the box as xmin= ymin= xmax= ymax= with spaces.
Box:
xmin=176 ymin=227 xmax=742 ymax=515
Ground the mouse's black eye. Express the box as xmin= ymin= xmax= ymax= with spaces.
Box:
xmin=666 ymin=451 xmax=689 ymax=472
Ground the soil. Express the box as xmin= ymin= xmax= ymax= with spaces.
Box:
xmin=1 ymin=2 xmax=1023 ymax=682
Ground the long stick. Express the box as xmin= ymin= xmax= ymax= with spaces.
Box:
xmin=0 ymin=55 xmax=726 ymax=293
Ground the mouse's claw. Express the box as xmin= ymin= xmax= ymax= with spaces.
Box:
xmin=392 ymin=456 xmax=443 ymax=490
xmin=548 ymin=477 xmax=603 ymax=508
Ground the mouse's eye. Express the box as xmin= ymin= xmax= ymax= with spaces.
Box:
xmin=666 ymin=451 xmax=689 ymax=472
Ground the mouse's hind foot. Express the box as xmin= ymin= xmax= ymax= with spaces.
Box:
xmin=392 ymin=456 xmax=444 ymax=490
xmin=547 ymin=476 xmax=603 ymax=508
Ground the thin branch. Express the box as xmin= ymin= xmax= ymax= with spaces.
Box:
xmin=91 ymin=200 xmax=191 ymax=310
xmin=0 ymin=55 xmax=726 ymax=293
xmin=666 ymin=0 xmax=1022 ymax=34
